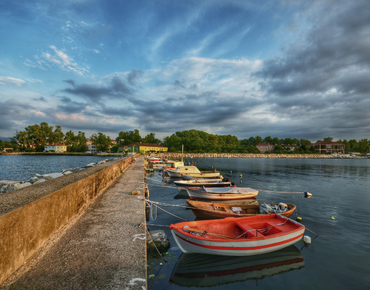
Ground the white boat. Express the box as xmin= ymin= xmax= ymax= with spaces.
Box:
xmin=165 ymin=166 xmax=201 ymax=177
xmin=170 ymin=214 xmax=305 ymax=256
xmin=182 ymin=175 xmax=223 ymax=181
xmin=173 ymin=179 xmax=232 ymax=190
xmin=186 ymin=186 xmax=258 ymax=200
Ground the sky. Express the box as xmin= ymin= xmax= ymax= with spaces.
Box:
xmin=1 ymin=0 xmax=369 ymax=142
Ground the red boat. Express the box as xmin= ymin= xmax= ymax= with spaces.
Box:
xmin=170 ymin=214 xmax=305 ymax=256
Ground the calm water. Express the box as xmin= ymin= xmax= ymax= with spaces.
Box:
xmin=147 ymin=158 xmax=370 ymax=289
xmin=0 ymin=155 xmax=112 ymax=181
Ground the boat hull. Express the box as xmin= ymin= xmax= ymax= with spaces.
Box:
xmin=186 ymin=187 xmax=258 ymax=200
xmin=187 ymin=201 xmax=296 ymax=219
xmin=181 ymin=172 xmax=221 ymax=178
xmin=170 ymin=215 xmax=305 ymax=256
xmin=174 ymin=180 xmax=231 ymax=190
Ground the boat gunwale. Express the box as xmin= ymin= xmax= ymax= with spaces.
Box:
xmin=187 ymin=200 xmax=296 ymax=219
xmin=170 ymin=214 xmax=305 ymax=243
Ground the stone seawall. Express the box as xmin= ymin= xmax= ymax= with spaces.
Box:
xmin=0 ymin=156 xmax=136 ymax=284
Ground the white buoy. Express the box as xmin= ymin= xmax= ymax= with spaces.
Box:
xmin=304 ymin=235 xmax=311 ymax=244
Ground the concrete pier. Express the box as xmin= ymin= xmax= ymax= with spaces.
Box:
xmin=1 ymin=156 xmax=147 ymax=290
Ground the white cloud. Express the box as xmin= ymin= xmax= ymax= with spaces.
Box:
xmin=25 ymin=45 xmax=90 ymax=77
xmin=0 ymin=76 xmax=25 ymax=86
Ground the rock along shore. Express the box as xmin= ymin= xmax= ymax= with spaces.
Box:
xmin=0 ymin=157 xmax=124 ymax=216
xmin=0 ymin=158 xmax=120 ymax=195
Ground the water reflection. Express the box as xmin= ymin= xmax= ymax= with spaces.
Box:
xmin=169 ymin=245 xmax=304 ymax=287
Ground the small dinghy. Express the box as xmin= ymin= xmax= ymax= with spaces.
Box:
xmin=187 ymin=200 xmax=296 ymax=219
xmin=174 ymin=179 xmax=232 ymax=190
xmin=186 ymin=186 xmax=258 ymax=200
xmin=170 ymin=214 xmax=305 ymax=256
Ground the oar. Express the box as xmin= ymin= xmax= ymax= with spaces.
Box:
xmin=184 ymin=227 xmax=233 ymax=239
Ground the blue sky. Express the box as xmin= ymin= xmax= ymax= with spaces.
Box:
xmin=1 ymin=0 xmax=369 ymax=141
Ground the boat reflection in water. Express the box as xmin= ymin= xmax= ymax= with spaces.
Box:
xmin=169 ymin=245 xmax=304 ymax=287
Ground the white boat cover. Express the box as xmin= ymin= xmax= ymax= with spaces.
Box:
xmin=204 ymin=187 xmax=258 ymax=194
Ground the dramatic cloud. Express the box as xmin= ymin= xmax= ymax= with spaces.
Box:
xmin=1 ymin=0 xmax=370 ymax=140
xmin=0 ymin=77 xmax=25 ymax=86
xmin=32 ymin=96 xmax=47 ymax=102
xmin=127 ymin=69 xmax=144 ymax=85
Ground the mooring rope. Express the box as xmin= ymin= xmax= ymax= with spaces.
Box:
xmin=147 ymin=200 xmax=188 ymax=221
xmin=259 ymin=190 xmax=306 ymax=194
xmin=146 ymin=227 xmax=168 ymax=262
xmin=146 ymin=224 xmax=170 ymax=228
xmin=147 ymin=183 xmax=177 ymax=189
xmin=146 ymin=200 xmax=188 ymax=208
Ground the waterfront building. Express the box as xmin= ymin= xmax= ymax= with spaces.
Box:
xmin=312 ymin=141 xmax=345 ymax=154
xmin=127 ymin=143 xmax=168 ymax=154
xmin=118 ymin=145 xmax=128 ymax=152
xmin=283 ymin=144 xmax=298 ymax=151
xmin=256 ymin=143 xmax=275 ymax=153
xmin=44 ymin=144 xmax=67 ymax=153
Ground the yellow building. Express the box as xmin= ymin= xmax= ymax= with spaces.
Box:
xmin=127 ymin=143 xmax=167 ymax=154
xmin=44 ymin=144 xmax=67 ymax=153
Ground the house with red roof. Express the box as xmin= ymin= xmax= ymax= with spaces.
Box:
xmin=312 ymin=141 xmax=345 ymax=154
xmin=256 ymin=143 xmax=275 ymax=153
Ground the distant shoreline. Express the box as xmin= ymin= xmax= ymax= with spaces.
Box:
xmin=0 ymin=152 xmax=123 ymax=156
xmin=153 ymin=153 xmax=368 ymax=159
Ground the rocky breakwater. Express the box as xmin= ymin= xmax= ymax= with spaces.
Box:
xmin=0 ymin=158 xmax=119 ymax=194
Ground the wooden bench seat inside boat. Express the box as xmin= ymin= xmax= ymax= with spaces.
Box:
xmin=235 ymin=222 xmax=262 ymax=238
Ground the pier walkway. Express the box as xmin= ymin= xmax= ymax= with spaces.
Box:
xmin=2 ymin=156 xmax=147 ymax=290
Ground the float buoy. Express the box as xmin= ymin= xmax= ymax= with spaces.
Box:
xmin=239 ymin=174 xmax=242 ymax=178
xmin=297 ymin=217 xmax=302 ymax=222
xmin=230 ymin=171 xmax=232 ymax=174
xmin=304 ymin=235 xmax=311 ymax=244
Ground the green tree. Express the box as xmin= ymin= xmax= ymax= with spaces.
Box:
xmin=255 ymin=136 xmax=263 ymax=144
xmin=116 ymin=129 xmax=142 ymax=145
xmin=143 ymin=132 xmax=160 ymax=144
xmin=272 ymin=137 xmax=280 ymax=145
xmin=358 ymin=139 xmax=369 ymax=153
xmin=300 ymin=139 xmax=312 ymax=146
xmin=323 ymin=137 xmax=333 ymax=141
xmin=263 ymin=136 xmax=273 ymax=144
xmin=90 ymin=133 xmax=112 ymax=152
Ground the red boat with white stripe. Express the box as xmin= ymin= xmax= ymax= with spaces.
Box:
xmin=170 ymin=214 xmax=305 ymax=256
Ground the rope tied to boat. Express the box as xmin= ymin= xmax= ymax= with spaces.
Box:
xmin=146 ymin=199 xmax=188 ymax=221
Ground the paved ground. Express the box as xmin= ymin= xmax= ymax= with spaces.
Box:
xmin=1 ymin=156 xmax=147 ymax=290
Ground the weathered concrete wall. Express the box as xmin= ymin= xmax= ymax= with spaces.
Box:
xmin=0 ymin=156 xmax=136 ymax=284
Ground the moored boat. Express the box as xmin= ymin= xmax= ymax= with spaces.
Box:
xmin=170 ymin=214 xmax=305 ymax=256
xmin=166 ymin=166 xmax=221 ymax=178
xmin=165 ymin=166 xmax=201 ymax=177
xmin=181 ymin=171 xmax=221 ymax=178
xmin=187 ymin=200 xmax=296 ymax=219
xmin=186 ymin=186 xmax=258 ymax=200
xmin=174 ymin=179 xmax=232 ymax=190
xmin=182 ymin=175 xmax=223 ymax=181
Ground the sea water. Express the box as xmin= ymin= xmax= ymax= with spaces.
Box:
xmin=147 ymin=158 xmax=370 ymax=289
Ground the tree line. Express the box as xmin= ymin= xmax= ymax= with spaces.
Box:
xmin=1 ymin=123 xmax=369 ymax=154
